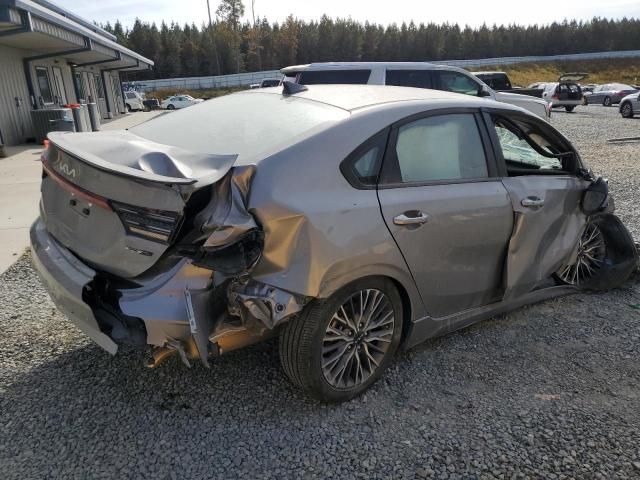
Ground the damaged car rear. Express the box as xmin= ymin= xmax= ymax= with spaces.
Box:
xmin=31 ymin=84 xmax=638 ymax=402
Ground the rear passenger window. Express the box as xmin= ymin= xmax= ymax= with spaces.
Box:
xmin=388 ymin=114 xmax=488 ymax=184
xmin=385 ymin=70 xmax=433 ymax=89
xmin=298 ymin=70 xmax=371 ymax=85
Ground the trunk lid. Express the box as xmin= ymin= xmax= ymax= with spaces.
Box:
xmin=558 ymin=72 xmax=588 ymax=83
xmin=41 ymin=131 xmax=237 ymax=278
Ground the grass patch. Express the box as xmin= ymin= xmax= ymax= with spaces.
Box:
xmin=469 ymin=58 xmax=640 ymax=87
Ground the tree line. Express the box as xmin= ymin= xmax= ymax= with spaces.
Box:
xmin=101 ymin=0 xmax=640 ymax=80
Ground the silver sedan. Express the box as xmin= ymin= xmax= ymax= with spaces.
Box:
xmin=31 ymin=84 xmax=638 ymax=402
xmin=584 ymin=83 xmax=638 ymax=106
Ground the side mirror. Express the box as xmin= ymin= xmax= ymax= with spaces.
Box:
xmin=478 ymin=86 xmax=492 ymax=98
xmin=582 ymin=177 xmax=609 ymax=215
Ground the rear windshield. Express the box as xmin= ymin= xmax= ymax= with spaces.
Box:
xmin=297 ymin=70 xmax=371 ymax=85
xmin=476 ymin=73 xmax=511 ymax=90
xmin=131 ymin=92 xmax=349 ymax=159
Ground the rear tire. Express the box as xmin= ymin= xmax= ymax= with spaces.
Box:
xmin=279 ymin=277 xmax=404 ymax=402
xmin=565 ymin=106 xmax=575 ymax=112
xmin=621 ymin=102 xmax=634 ymax=118
xmin=603 ymin=96 xmax=612 ymax=107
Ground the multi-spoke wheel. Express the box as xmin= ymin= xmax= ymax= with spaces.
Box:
xmin=321 ymin=289 xmax=394 ymax=389
xmin=556 ymin=223 xmax=606 ymax=286
xmin=279 ymin=278 xmax=403 ymax=402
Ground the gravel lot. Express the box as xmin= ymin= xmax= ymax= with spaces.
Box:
xmin=1 ymin=105 xmax=639 ymax=479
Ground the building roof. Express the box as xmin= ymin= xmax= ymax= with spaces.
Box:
xmin=0 ymin=0 xmax=153 ymax=70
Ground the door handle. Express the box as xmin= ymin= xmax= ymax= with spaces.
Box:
xmin=521 ymin=196 xmax=545 ymax=208
xmin=393 ymin=211 xmax=430 ymax=226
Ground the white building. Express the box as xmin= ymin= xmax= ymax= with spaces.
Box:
xmin=0 ymin=0 xmax=153 ymax=146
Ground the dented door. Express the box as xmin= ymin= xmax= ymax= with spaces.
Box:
xmin=501 ymin=176 xmax=587 ymax=299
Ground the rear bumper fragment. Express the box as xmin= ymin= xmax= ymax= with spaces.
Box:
xmin=30 ymin=218 xmax=118 ymax=354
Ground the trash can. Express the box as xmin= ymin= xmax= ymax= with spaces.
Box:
xmin=87 ymin=102 xmax=101 ymax=131
xmin=79 ymin=103 xmax=91 ymax=132
xmin=49 ymin=117 xmax=76 ymax=133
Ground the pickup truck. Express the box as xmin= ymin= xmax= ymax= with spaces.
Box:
xmin=472 ymin=71 xmax=544 ymax=98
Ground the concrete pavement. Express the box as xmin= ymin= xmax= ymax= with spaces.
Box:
xmin=0 ymin=110 xmax=166 ymax=273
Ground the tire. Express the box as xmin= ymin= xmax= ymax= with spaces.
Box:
xmin=565 ymin=106 xmax=575 ymax=112
xmin=279 ymin=277 xmax=404 ymax=402
xmin=603 ymin=96 xmax=612 ymax=107
xmin=126 ymin=104 xmax=132 ymax=112
xmin=621 ymin=102 xmax=634 ymax=118
xmin=167 ymin=104 xmax=175 ymax=110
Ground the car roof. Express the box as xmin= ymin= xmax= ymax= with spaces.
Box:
xmin=471 ymin=71 xmax=506 ymax=76
xmin=281 ymin=62 xmax=469 ymax=74
xmin=244 ymin=84 xmax=511 ymax=112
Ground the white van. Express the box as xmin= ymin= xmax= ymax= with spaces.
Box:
xmin=281 ymin=62 xmax=551 ymax=121
xmin=124 ymin=91 xmax=145 ymax=112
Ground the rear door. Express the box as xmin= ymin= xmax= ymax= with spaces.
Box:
xmin=377 ymin=110 xmax=514 ymax=318
xmin=483 ymin=110 xmax=588 ymax=299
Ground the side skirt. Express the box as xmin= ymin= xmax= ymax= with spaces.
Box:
xmin=403 ymin=285 xmax=577 ymax=350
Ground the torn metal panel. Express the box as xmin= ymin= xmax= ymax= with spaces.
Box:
xmin=501 ymin=176 xmax=588 ymax=300
xmin=227 ymin=279 xmax=306 ymax=330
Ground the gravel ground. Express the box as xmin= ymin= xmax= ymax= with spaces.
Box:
xmin=1 ymin=105 xmax=640 ymax=480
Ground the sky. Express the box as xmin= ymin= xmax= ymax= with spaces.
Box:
xmin=62 ymin=0 xmax=640 ymax=30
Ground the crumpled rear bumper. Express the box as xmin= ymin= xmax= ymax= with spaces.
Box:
xmin=30 ymin=218 xmax=118 ymax=354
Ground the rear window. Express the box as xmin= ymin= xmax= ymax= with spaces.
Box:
xmin=297 ymin=70 xmax=371 ymax=85
xmin=476 ymin=73 xmax=511 ymax=90
xmin=130 ymin=92 xmax=349 ymax=159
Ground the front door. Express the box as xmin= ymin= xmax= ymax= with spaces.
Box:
xmin=377 ymin=111 xmax=514 ymax=318
xmin=485 ymin=111 xmax=589 ymax=299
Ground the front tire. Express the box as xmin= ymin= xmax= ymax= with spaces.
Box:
xmin=167 ymin=104 xmax=175 ymax=110
xmin=565 ymin=105 xmax=575 ymax=112
xmin=621 ymin=102 xmax=634 ymax=118
xmin=603 ymin=96 xmax=612 ymax=107
xmin=279 ymin=277 xmax=404 ymax=402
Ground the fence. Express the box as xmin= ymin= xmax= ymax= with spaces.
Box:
xmin=128 ymin=49 xmax=640 ymax=93
xmin=126 ymin=70 xmax=281 ymax=93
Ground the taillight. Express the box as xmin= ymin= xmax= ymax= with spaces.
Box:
xmin=112 ymin=202 xmax=183 ymax=244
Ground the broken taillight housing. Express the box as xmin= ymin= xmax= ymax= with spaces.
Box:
xmin=112 ymin=201 xmax=183 ymax=244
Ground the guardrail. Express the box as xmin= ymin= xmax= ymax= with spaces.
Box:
xmin=127 ymin=70 xmax=281 ymax=93
xmin=437 ymin=49 xmax=640 ymax=67
xmin=129 ymin=49 xmax=640 ymax=92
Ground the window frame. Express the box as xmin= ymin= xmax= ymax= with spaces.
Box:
xmin=480 ymin=108 xmax=582 ymax=177
xmin=378 ymin=108 xmax=499 ymax=189
xmin=35 ymin=66 xmax=54 ymax=105
xmin=339 ymin=127 xmax=391 ymax=190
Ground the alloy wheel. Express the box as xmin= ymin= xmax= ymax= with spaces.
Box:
xmin=321 ymin=289 xmax=395 ymax=389
xmin=557 ymin=223 xmax=606 ymax=286
xmin=603 ymin=96 xmax=612 ymax=107
xmin=622 ymin=103 xmax=633 ymax=118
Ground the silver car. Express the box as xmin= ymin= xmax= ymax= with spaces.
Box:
xmin=31 ymin=84 xmax=638 ymax=402
xmin=584 ymin=83 xmax=638 ymax=106
xmin=619 ymin=92 xmax=640 ymax=118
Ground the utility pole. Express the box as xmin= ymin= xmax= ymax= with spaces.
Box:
xmin=206 ymin=0 xmax=212 ymax=26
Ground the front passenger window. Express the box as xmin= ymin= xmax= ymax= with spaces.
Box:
xmin=435 ymin=71 xmax=481 ymax=96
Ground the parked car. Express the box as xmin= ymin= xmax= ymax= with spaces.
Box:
xmin=281 ymin=62 xmax=551 ymax=120
xmin=472 ymin=71 xmax=544 ymax=98
xmin=124 ymin=91 xmax=146 ymax=112
xmin=619 ymin=92 xmax=640 ymax=118
xmin=250 ymin=78 xmax=282 ymax=89
xmin=32 ymin=84 xmax=638 ymax=402
xmin=539 ymin=73 xmax=587 ymax=112
xmin=584 ymin=83 xmax=638 ymax=106
xmin=160 ymin=94 xmax=204 ymax=110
